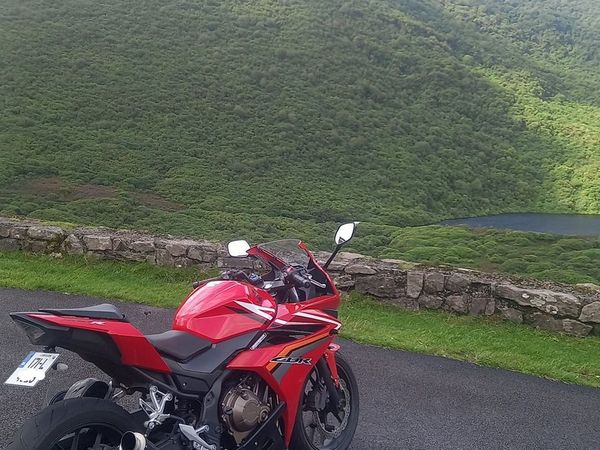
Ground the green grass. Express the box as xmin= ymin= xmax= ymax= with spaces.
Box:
xmin=342 ymin=294 xmax=600 ymax=388
xmin=2 ymin=250 xmax=600 ymax=388
xmin=0 ymin=251 xmax=214 ymax=307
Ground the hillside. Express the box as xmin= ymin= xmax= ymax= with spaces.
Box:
xmin=0 ymin=0 xmax=598 ymax=248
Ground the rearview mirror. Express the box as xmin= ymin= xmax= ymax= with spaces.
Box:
xmin=335 ymin=222 xmax=359 ymax=245
xmin=228 ymin=240 xmax=250 ymax=257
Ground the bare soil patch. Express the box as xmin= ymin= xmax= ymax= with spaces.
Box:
xmin=130 ymin=191 xmax=184 ymax=211
xmin=11 ymin=177 xmax=117 ymax=201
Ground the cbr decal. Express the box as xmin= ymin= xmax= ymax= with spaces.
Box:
xmin=271 ymin=356 xmax=312 ymax=365
xmin=269 ymin=336 xmax=329 ymax=382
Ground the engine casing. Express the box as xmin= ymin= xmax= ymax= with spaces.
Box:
xmin=221 ymin=385 xmax=271 ymax=444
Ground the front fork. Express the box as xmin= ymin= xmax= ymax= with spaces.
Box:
xmin=317 ymin=344 xmax=342 ymax=414
xmin=324 ymin=343 xmax=341 ymax=387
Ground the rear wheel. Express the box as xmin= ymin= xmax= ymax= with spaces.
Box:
xmin=47 ymin=389 xmax=67 ymax=405
xmin=6 ymin=398 xmax=142 ymax=450
xmin=291 ymin=353 xmax=359 ymax=450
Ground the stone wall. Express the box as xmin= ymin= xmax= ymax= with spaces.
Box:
xmin=1 ymin=217 xmax=599 ymax=337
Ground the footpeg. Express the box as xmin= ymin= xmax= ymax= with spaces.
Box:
xmin=179 ymin=424 xmax=216 ymax=450
xmin=140 ymin=386 xmax=172 ymax=429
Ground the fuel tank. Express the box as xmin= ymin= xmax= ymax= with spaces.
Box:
xmin=173 ymin=280 xmax=277 ymax=342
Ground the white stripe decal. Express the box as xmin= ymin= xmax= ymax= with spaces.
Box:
xmin=295 ymin=311 xmax=341 ymax=329
xmin=235 ymin=301 xmax=274 ymax=321
xmin=273 ymin=319 xmax=317 ymax=326
xmin=256 ymin=305 xmax=276 ymax=312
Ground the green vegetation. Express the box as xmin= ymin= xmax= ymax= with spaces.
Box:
xmin=2 ymin=250 xmax=600 ymax=387
xmin=0 ymin=0 xmax=598 ymax=247
xmin=0 ymin=251 xmax=213 ymax=306
xmin=1 ymin=0 xmax=599 ymax=288
xmin=342 ymin=294 xmax=600 ymax=387
xmin=363 ymin=225 xmax=600 ymax=285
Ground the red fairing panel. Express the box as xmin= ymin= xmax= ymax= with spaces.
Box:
xmin=28 ymin=314 xmax=171 ymax=373
xmin=173 ymin=280 xmax=277 ymax=342
xmin=271 ymin=298 xmax=342 ymax=330
xmin=227 ymin=332 xmax=334 ymax=446
xmin=236 ymin=297 xmax=342 ymax=445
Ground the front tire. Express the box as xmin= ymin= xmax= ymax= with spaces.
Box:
xmin=6 ymin=398 xmax=142 ymax=450
xmin=291 ymin=352 xmax=359 ymax=450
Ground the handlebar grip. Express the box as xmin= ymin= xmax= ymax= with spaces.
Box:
xmin=287 ymin=269 xmax=311 ymax=288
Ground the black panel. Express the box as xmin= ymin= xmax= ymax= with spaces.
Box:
xmin=39 ymin=303 xmax=127 ymax=321
xmin=165 ymin=331 xmax=260 ymax=395
xmin=146 ymin=330 xmax=212 ymax=362
xmin=324 ymin=309 xmax=339 ymax=318
xmin=307 ymin=260 xmax=334 ymax=295
xmin=173 ymin=332 xmax=258 ymax=374
xmin=11 ymin=313 xmax=121 ymax=362
xmin=170 ymin=374 xmax=211 ymax=393
xmin=11 ymin=313 xmax=70 ymax=346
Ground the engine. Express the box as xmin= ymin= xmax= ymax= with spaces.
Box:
xmin=220 ymin=375 xmax=273 ymax=445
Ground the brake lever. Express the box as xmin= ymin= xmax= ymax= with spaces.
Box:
xmin=310 ymin=278 xmax=327 ymax=289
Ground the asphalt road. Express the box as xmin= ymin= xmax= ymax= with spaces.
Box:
xmin=1 ymin=288 xmax=600 ymax=449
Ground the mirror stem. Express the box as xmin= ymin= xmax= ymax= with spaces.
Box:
xmin=323 ymin=243 xmax=343 ymax=270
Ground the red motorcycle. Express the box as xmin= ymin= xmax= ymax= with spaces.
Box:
xmin=6 ymin=223 xmax=360 ymax=450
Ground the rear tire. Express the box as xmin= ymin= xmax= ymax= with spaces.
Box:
xmin=290 ymin=352 xmax=359 ymax=450
xmin=6 ymin=397 xmax=142 ymax=450
xmin=47 ymin=389 xmax=67 ymax=405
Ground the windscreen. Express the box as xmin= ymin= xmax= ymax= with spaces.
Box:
xmin=257 ymin=239 xmax=309 ymax=267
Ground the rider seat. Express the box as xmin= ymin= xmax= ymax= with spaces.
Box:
xmin=146 ymin=330 xmax=212 ymax=362
xmin=39 ymin=303 xmax=127 ymax=321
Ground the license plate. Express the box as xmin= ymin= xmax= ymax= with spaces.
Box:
xmin=4 ymin=351 xmax=60 ymax=387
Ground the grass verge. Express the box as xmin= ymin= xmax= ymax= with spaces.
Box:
xmin=342 ymin=295 xmax=600 ymax=387
xmin=1 ymin=251 xmax=599 ymax=388
xmin=0 ymin=251 xmax=213 ymax=307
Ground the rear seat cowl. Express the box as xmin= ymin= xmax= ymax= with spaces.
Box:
xmin=39 ymin=304 xmax=127 ymax=321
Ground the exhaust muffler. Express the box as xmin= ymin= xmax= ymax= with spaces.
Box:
xmin=119 ymin=431 xmax=147 ymax=450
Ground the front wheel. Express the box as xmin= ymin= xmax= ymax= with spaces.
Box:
xmin=6 ymin=398 xmax=142 ymax=450
xmin=291 ymin=352 xmax=359 ymax=450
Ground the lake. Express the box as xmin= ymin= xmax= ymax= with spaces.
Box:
xmin=440 ymin=213 xmax=600 ymax=236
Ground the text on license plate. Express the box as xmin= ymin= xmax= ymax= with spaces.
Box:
xmin=4 ymin=351 xmax=60 ymax=387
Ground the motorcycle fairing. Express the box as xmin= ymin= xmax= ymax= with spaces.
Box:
xmin=25 ymin=313 xmax=171 ymax=373
xmin=224 ymin=289 xmax=342 ymax=445
xmin=228 ymin=331 xmax=334 ymax=446
xmin=173 ymin=280 xmax=277 ymax=342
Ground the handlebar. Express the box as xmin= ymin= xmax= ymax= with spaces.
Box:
xmin=285 ymin=267 xmax=311 ymax=289
xmin=221 ymin=268 xmax=311 ymax=290
xmin=220 ymin=270 xmax=263 ymax=287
